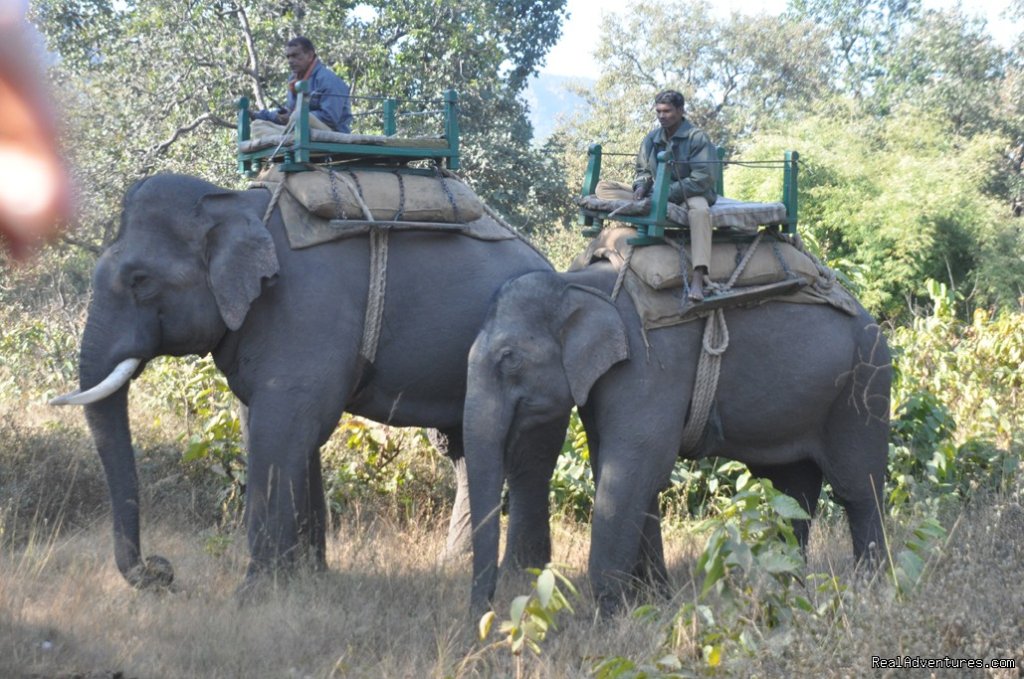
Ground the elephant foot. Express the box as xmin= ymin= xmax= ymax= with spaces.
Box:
xmin=596 ymin=591 xmax=629 ymax=619
xmin=125 ymin=555 xmax=175 ymax=591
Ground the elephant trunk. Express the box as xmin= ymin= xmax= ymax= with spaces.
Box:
xmin=77 ymin=321 xmax=173 ymax=589
xmin=464 ymin=377 xmax=511 ymax=615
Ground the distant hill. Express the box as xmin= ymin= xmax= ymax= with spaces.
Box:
xmin=523 ymin=72 xmax=594 ymax=143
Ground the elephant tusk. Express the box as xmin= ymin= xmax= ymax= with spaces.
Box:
xmin=49 ymin=358 xmax=142 ymax=406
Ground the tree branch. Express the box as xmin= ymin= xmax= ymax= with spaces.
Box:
xmin=59 ymin=232 xmax=104 ymax=255
xmin=154 ymin=112 xmax=228 ymax=155
xmin=225 ymin=1 xmax=267 ymax=110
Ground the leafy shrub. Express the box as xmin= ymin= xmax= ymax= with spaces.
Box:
xmin=593 ymin=473 xmax=844 ymax=674
xmin=321 ymin=419 xmax=449 ymax=523
xmin=549 ymin=409 xmax=593 ymax=521
xmin=140 ymin=356 xmax=246 ymax=522
xmin=887 ymin=280 xmax=1023 ymax=510
xmin=549 ymin=411 xmax=749 ymax=522
xmin=471 ymin=565 xmax=578 ymax=679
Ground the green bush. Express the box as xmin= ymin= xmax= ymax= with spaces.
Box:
xmin=887 ymin=280 xmax=1023 ymax=511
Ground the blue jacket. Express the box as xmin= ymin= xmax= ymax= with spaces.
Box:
xmin=255 ymin=61 xmax=353 ymax=133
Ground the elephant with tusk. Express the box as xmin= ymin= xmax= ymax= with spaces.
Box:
xmin=52 ymin=172 xmax=557 ymax=592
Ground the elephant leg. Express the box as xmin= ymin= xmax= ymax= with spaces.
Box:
xmin=589 ymin=439 xmax=678 ymax=617
xmin=632 ymin=497 xmax=670 ymax=597
xmin=429 ymin=427 xmax=472 ymax=560
xmin=502 ymin=414 xmax=569 ymax=571
xmin=747 ymin=459 xmax=823 ymax=554
xmin=580 ymin=409 xmax=673 ymax=598
xmin=243 ymin=389 xmax=338 ymax=580
xmin=305 ymin=449 xmax=328 ymax=570
xmin=822 ymin=382 xmax=889 ymax=568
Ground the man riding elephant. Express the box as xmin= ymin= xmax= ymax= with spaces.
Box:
xmin=596 ymin=90 xmax=718 ymax=301
xmin=250 ymin=36 xmax=353 ymax=136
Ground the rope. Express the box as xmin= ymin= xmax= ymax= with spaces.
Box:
xmin=611 ymin=244 xmax=634 ymax=302
xmin=327 ymin=167 xmax=348 ymax=220
xmin=332 ymin=171 xmax=389 ymax=364
xmin=703 ymin=230 xmax=764 ymax=299
xmin=680 ymin=308 xmax=729 ymax=453
xmin=787 ymin=231 xmax=837 ymax=291
xmin=362 ymin=227 xmax=389 ymax=364
xmin=392 ymin=171 xmax=406 ymax=221
xmin=434 ymin=164 xmax=461 ymax=223
xmin=259 ymin=180 xmax=287 ymax=226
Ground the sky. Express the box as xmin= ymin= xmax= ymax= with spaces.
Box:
xmin=541 ymin=0 xmax=1021 ymax=80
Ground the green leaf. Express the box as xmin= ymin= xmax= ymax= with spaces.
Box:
xmin=509 ymin=594 xmax=530 ymax=625
xmin=769 ymin=493 xmax=811 ymax=520
xmin=536 ymin=568 xmax=554 ymax=608
xmin=700 ymin=556 xmax=725 ymax=597
xmin=757 ymin=550 xmax=803 ymax=575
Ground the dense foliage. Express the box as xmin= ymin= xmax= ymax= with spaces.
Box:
xmin=551 ymin=0 xmax=1024 ymax=322
xmin=29 ymin=0 xmax=569 ymax=257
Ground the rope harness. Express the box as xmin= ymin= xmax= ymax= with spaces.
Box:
xmin=252 ymin=163 xmax=552 ymax=369
xmin=680 ymin=307 xmax=728 ymax=453
xmin=329 ymin=169 xmax=389 ymax=365
xmin=255 ymin=168 xmax=388 ymax=364
xmin=614 ymin=231 xmax=775 ymax=454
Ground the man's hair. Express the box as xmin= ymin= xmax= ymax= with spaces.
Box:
xmin=654 ymin=90 xmax=685 ymax=110
xmin=287 ymin=36 xmax=316 ymax=54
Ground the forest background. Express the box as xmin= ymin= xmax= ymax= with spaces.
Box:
xmin=1 ymin=0 xmax=1023 ymax=676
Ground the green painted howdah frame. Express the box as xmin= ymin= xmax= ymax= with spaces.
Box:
xmin=578 ymin=144 xmax=799 ymax=245
xmin=236 ymin=83 xmax=461 ymax=176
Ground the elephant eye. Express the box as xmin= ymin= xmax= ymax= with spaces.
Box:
xmin=128 ymin=271 xmax=159 ymax=300
xmin=498 ymin=347 xmax=523 ymax=373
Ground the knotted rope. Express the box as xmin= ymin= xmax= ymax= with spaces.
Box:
xmin=788 ymin=231 xmax=837 ymax=291
xmin=680 ymin=307 xmax=729 ymax=453
xmin=705 ymin=230 xmax=764 ymax=297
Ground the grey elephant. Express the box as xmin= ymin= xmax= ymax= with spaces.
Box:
xmin=50 ymin=173 xmax=556 ymax=590
xmin=464 ymin=262 xmax=891 ymax=615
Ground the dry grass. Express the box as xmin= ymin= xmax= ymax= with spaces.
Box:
xmin=2 ymin=413 xmax=1023 ymax=678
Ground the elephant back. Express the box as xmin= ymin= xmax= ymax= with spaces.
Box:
xmin=572 ymin=227 xmax=861 ymax=330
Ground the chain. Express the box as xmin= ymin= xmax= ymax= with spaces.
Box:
xmin=346 ymin=170 xmax=365 ymax=202
xmin=770 ymin=237 xmax=795 ymax=278
xmin=392 ymin=171 xmax=406 ymax=221
xmin=327 ymin=167 xmax=347 ymax=220
xmin=434 ymin=161 xmax=461 ymax=223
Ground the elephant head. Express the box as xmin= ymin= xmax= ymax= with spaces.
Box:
xmin=464 ymin=271 xmax=628 ymax=612
xmin=51 ymin=174 xmax=279 ymax=587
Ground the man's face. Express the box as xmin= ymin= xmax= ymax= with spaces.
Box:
xmin=285 ymin=45 xmax=316 ymax=76
xmin=655 ymin=102 xmax=684 ymax=130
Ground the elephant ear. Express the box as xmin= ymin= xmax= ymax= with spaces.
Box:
xmin=558 ymin=284 xmax=629 ymax=406
xmin=195 ymin=191 xmax=280 ymax=331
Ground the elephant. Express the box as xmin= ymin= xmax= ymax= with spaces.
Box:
xmin=464 ymin=261 xmax=891 ymax=616
xmin=50 ymin=172 xmax=556 ymax=590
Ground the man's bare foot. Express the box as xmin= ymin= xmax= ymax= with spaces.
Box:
xmin=688 ymin=268 xmax=706 ymax=302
